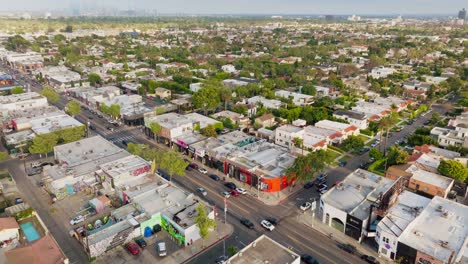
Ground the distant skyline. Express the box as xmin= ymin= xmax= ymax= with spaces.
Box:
xmin=0 ymin=0 xmax=465 ymax=16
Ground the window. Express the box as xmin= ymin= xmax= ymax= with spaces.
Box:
xmin=415 ymin=184 xmax=420 ymax=190
xmin=381 ymin=248 xmax=387 ymax=255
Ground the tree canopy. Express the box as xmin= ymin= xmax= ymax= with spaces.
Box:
xmin=29 ymin=133 xmax=58 ymax=157
xmin=438 ymin=160 xmax=468 ymax=182
xmin=65 ymin=99 xmax=82 ymax=116
xmin=286 ymin=150 xmax=334 ymax=183
xmin=194 ymin=203 xmax=216 ymax=245
xmin=192 ymin=85 xmax=221 ymax=114
xmin=10 ymin=87 xmax=25 ymax=94
xmin=40 ymin=86 xmax=60 ymax=103
xmin=160 ymin=150 xmax=189 ymax=181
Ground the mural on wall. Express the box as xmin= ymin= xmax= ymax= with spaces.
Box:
xmin=161 ymin=216 xmax=185 ymax=245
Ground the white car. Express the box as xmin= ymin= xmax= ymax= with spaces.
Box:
xmin=197 ymin=187 xmax=207 ymax=196
xmin=260 ymin=220 xmax=275 ymax=231
xmin=70 ymin=215 xmax=84 ymax=225
xmin=31 ymin=162 xmax=41 ymax=168
xmin=220 ymin=191 xmax=231 ymax=198
xmin=198 ymin=168 xmax=208 ymax=174
xmin=235 ymin=188 xmax=247 ymax=194
xmin=300 ymin=202 xmax=312 ymax=211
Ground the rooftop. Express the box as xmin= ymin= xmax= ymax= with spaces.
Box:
xmin=334 ymin=109 xmax=367 ymax=120
xmin=321 ymin=169 xmax=395 ymax=220
xmin=227 ymin=234 xmax=300 ymax=264
xmin=100 ymin=155 xmax=150 ymax=181
xmin=0 ymin=92 xmax=44 ymax=104
xmin=30 ymin=114 xmax=83 ymax=135
xmin=378 ymin=191 xmax=431 ymax=238
xmin=5 ymin=234 xmax=66 ymax=264
xmin=398 ymin=197 xmax=468 ymax=263
xmin=409 ymin=168 xmax=453 ymax=189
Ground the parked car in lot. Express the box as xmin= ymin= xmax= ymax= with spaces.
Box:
xmin=301 ymin=254 xmax=320 ymax=264
xmin=70 ymin=215 xmax=85 ymax=225
xmin=106 ymin=126 xmax=114 ymax=131
xmin=224 ymin=182 xmax=237 ymax=190
xmin=197 ymin=187 xmax=208 ymax=196
xmin=338 ymin=243 xmax=356 ymax=254
xmin=157 ymin=242 xmax=167 ymax=256
xmin=240 ymin=218 xmax=255 ymax=229
xmin=300 ymin=202 xmax=312 ymax=211
xmin=220 ymin=191 xmax=231 ymax=198
xmin=370 ymin=141 xmax=380 ymax=148
xmin=125 ymin=242 xmax=140 ymax=255
xmin=235 ymin=187 xmax=247 ymax=194
xmin=209 ymin=174 xmax=221 ymax=181
xmin=135 ymin=238 xmax=147 ymax=249
xmin=260 ymin=220 xmax=275 ymax=231
xmin=89 ymin=125 xmax=96 ymax=130
xmin=361 ymin=255 xmax=380 ymax=264
xmin=14 ymin=198 xmax=23 ymax=204
xmin=198 ymin=168 xmax=208 ymax=174
xmin=230 ymin=189 xmax=240 ymax=197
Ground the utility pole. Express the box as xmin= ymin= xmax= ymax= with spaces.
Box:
xmin=311 ymin=198 xmax=316 ymax=227
xmin=223 ymin=197 xmax=227 ymax=258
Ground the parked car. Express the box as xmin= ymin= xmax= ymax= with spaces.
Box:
xmin=230 ymin=189 xmax=240 ymax=197
xmin=220 ymin=191 xmax=231 ymax=198
xmin=26 ymin=167 xmax=42 ymax=176
xmin=240 ymin=218 xmax=255 ymax=229
xmin=31 ymin=162 xmax=41 ymax=168
xmin=198 ymin=168 xmax=208 ymax=174
xmin=89 ymin=125 xmax=96 ymax=130
xmin=14 ymin=198 xmax=23 ymax=204
xmin=301 ymin=254 xmax=320 ymax=264
xmin=121 ymin=140 xmax=128 ymax=146
xmin=338 ymin=161 xmax=347 ymax=167
xmin=106 ymin=126 xmax=114 ymax=131
xmin=70 ymin=215 xmax=85 ymax=225
xmin=190 ymin=163 xmax=199 ymax=170
xmin=370 ymin=141 xmax=380 ymax=148
xmin=265 ymin=217 xmax=278 ymax=226
xmin=304 ymin=182 xmax=314 ymax=189
xmin=260 ymin=220 xmax=275 ymax=231
xmin=235 ymin=187 xmax=247 ymax=194
xmin=97 ymin=114 xmax=103 ymax=118
xmin=338 ymin=243 xmax=356 ymax=254
xmin=300 ymin=202 xmax=312 ymax=211
xmin=157 ymin=242 xmax=167 ymax=256
xmin=317 ymin=173 xmax=327 ymax=181
xmin=209 ymin=174 xmax=221 ymax=181
xmin=135 ymin=238 xmax=147 ymax=249
xmin=38 ymin=162 xmax=53 ymax=167
xmin=125 ymin=243 xmax=140 ymax=255
xmin=361 ymin=255 xmax=380 ymax=264
xmin=224 ymin=182 xmax=237 ymax=190
xmin=197 ymin=187 xmax=208 ymax=196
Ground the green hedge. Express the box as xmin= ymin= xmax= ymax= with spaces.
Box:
xmin=368 ymin=159 xmax=386 ymax=176
xmin=360 ymin=129 xmax=374 ymax=136
xmin=327 ymin=145 xmax=345 ymax=154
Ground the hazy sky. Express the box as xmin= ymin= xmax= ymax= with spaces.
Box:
xmin=0 ymin=0 xmax=465 ymax=15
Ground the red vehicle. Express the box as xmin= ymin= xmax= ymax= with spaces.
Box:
xmin=230 ymin=189 xmax=240 ymax=197
xmin=125 ymin=243 xmax=140 ymax=255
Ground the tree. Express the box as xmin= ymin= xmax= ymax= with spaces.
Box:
xmin=88 ymin=73 xmax=102 ymax=86
xmin=369 ymin=148 xmax=383 ymax=161
xmin=161 ymin=150 xmax=188 ymax=182
xmin=219 ymin=86 xmax=232 ymax=111
xmin=194 ymin=203 xmax=216 ymax=247
xmin=40 ymin=86 xmax=59 ymax=103
xmin=292 ymin=137 xmax=304 ymax=155
xmin=10 ymin=87 xmax=24 ymax=94
xmin=201 ymin=124 xmax=218 ymax=138
xmin=5 ymin=35 xmax=31 ymax=52
xmin=301 ymin=83 xmax=317 ymax=96
xmin=29 ymin=133 xmax=58 ymax=158
xmin=286 ymin=150 xmax=333 ymax=184
xmin=192 ymin=86 xmax=221 ymax=115
xmin=228 ymin=245 xmax=238 ymax=256
xmin=65 ymin=99 xmax=81 ymax=116
xmin=428 ymin=112 xmax=441 ymax=125
xmin=438 ymin=160 xmax=468 ymax=182
xmin=57 ymin=126 xmax=86 ymax=143
xmin=64 ymin=25 xmax=73 ymax=33
xmin=342 ymin=136 xmax=365 ymax=152
xmin=149 ymin=122 xmax=162 ymax=140
xmin=108 ymin=104 xmax=121 ymax=119
xmin=387 ymin=147 xmax=409 ymax=166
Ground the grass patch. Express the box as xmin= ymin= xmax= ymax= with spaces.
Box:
xmin=0 ymin=171 xmax=10 ymax=180
xmin=328 ymin=145 xmax=345 ymax=154
xmin=339 ymin=155 xmax=351 ymax=162
xmin=368 ymin=159 xmax=386 ymax=176
xmin=357 ymin=135 xmax=370 ymax=142
xmin=326 ymin=150 xmax=341 ymax=160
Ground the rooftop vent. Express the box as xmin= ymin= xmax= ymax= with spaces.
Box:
xmin=439 ymin=240 xmax=449 ymax=248
xmin=413 ymin=230 xmax=422 ymax=237
xmin=436 ymin=205 xmax=443 ymax=212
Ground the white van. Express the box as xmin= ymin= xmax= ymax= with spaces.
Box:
xmin=157 ymin=242 xmax=167 ymax=257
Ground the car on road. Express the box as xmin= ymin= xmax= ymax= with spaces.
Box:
xmin=265 ymin=217 xmax=278 ymax=226
xmin=260 ymin=220 xmax=275 ymax=231
xmin=97 ymin=114 xmax=103 ymax=118
xmin=121 ymin=140 xmax=128 ymax=146
xmin=198 ymin=168 xmax=208 ymax=174
xmin=106 ymin=126 xmax=114 ymax=131
xmin=338 ymin=161 xmax=347 ymax=167
xmin=189 ymin=163 xmax=199 ymax=170
xmin=209 ymin=174 xmax=221 ymax=181
xmin=70 ymin=215 xmax=85 ymax=225
xmin=197 ymin=187 xmax=208 ymax=196
xmin=304 ymin=182 xmax=314 ymax=189
xmin=224 ymin=182 xmax=237 ymax=190
xmin=235 ymin=187 xmax=247 ymax=194
xmin=230 ymin=189 xmax=240 ymax=197
xmin=318 ymin=185 xmax=328 ymax=195
xmin=338 ymin=243 xmax=356 ymax=254
xmin=220 ymin=191 xmax=231 ymax=198
xmin=361 ymin=255 xmax=380 ymax=264
xmin=26 ymin=167 xmax=42 ymax=176
xmin=240 ymin=218 xmax=255 ymax=229
xmin=89 ymin=125 xmax=96 ymax=130
xmin=301 ymin=254 xmax=320 ymax=264
xmin=135 ymin=238 xmax=147 ymax=249
xmin=125 ymin=242 xmax=140 ymax=255
xmin=358 ymin=147 xmax=370 ymax=154
xmin=300 ymin=202 xmax=312 ymax=211
xmin=370 ymin=141 xmax=380 ymax=148
xmin=88 ymin=115 xmax=93 ymax=119
xmin=157 ymin=242 xmax=167 ymax=256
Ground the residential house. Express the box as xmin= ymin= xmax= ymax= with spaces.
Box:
xmin=255 ymin=113 xmax=276 ymax=128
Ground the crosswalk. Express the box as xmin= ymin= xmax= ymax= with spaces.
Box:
xmin=108 ymin=135 xmax=135 ymax=143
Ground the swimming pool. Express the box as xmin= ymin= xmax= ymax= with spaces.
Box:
xmin=20 ymin=222 xmax=40 ymax=242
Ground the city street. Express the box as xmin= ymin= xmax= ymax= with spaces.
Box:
xmin=0 ymin=63 xmax=456 ymax=264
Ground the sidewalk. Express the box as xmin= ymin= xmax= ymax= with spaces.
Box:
xmin=161 ymin=221 xmax=234 ymax=264
xmin=296 ymin=210 xmax=391 ymax=264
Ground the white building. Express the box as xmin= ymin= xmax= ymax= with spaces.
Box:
xmin=36 ymin=66 xmax=81 ymax=90
xmin=369 ymin=66 xmax=397 ymax=79
xmin=274 ymin=90 xmax=314 ymax=106
xmin=0 ymin=217 xmax=20 ymax=245
xmin=333 ymin=110 xmax=368 ymax=129
xmin=247 ymin=96 xmax=284 ymax=109
xmin=314 ymin=120 xmax=360 ymax=138
xmin=221 ymin=64 xmax=237 ymax=73
xmin=0 ymin=92 xmax=48 ymax=118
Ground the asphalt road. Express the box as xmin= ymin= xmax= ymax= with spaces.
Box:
xmin=1 ymin=64 xmax=456 ymax=264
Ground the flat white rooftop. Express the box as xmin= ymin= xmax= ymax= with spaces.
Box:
xmin=0 ymin=92 xmax=44 ymax=104
xmin=30 ymin=114 xmax=83 ymax=134
xmin=398 ymin=197 xmax=468 ymax=263
xmin=410 ymin=168 xmax=453 ymax=189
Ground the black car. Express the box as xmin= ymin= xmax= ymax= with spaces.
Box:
xmin=304 ymin=182 xmax=314 ymax=189
xmin=224 ymin=182 xmax=237 ymax=190
xmin=209 ymin=174 xmax=221 ymax=181
xmin=265 ymin=217 xmax=278 ymax=226
xmin=97 ymin=114 xmax=103 ymax=118
xmin=338 ymin=243 xmax=356 ymax=254
xmin=301 ymin=254 xmax=320 ymax=264
xmin=361 ymin=255 xmax=380 ymax=264
xmin=39 ymin=162 xmax=54 ymax=167
xmin=135 ymin=238 xmax=147 ymax=249
xmin=240 ymin=218 xmax=254 ymax=229
xmin=338 ymin=161 xmax=347 ymax=167
xmin=88 ymin=115 xmax=94 ymax=119
xmin=121 ymin=140 xmax=128 ymax=146
xmin=89 ymin=125 xmax=96 ymax=130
